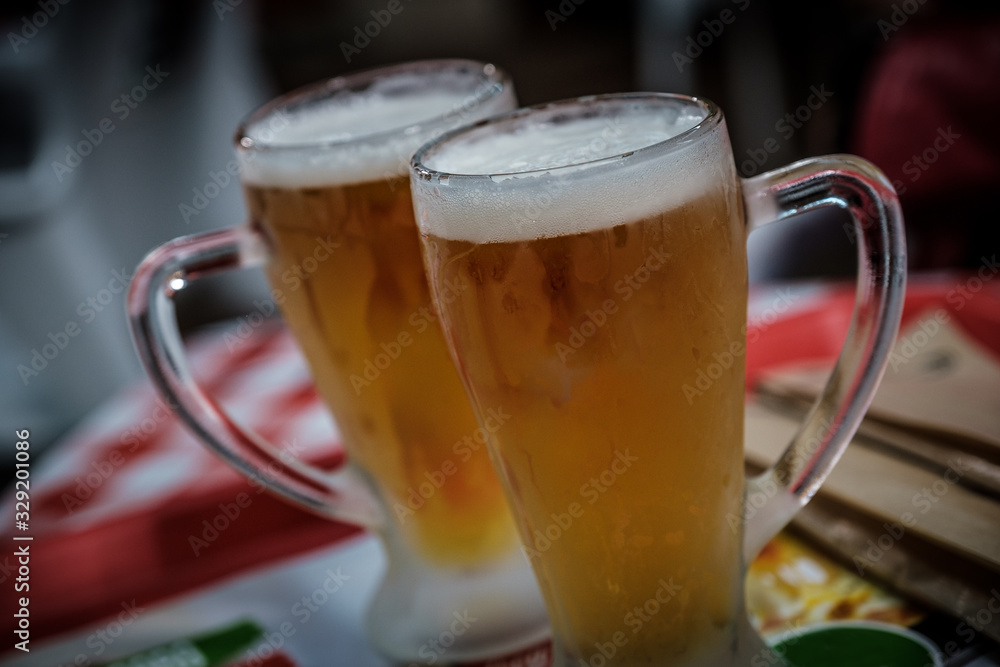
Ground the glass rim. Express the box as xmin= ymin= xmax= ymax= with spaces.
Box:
xmin=233 ymin=58 xmax=511 ymax=154
xmin=410 ymin=92 xmax=722 ymax=182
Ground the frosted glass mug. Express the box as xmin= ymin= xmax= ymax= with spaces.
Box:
xmin=410 ymin=93 xmax=906 ymax=666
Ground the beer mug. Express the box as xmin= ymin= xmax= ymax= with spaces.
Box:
xmin=410 ymin=93 xmax=905 ymax=666
xmin=128 ymin=60 xmax=548 ymax=663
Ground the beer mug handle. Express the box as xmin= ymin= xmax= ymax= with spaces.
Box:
xmin=127 ymin=227 xmax=384 ymax=527
xmin=740 ymin=155 xmax=906 ymax=561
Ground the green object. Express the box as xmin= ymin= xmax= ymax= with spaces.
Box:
xmin=102 ymin=619 xmax=264 ymax=667
xmin=772 ymin=622 xmax=941 ymax=667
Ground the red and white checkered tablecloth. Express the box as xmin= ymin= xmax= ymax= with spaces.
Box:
xmin=2 ymin=323 xmax=362 ymax=659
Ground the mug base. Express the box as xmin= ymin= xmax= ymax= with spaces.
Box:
xmin=366 ymin=545 xmax=550 ymax=665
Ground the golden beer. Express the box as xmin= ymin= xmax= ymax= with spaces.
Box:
xmin=414 ymin=97 xmax=750 ymax=664
xmin=244 ymin=175 xmax=517 ymax=565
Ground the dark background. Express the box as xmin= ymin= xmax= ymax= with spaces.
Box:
xmin=1 ymin=0 xmax=998 ymax=478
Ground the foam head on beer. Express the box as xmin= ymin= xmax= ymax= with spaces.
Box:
xmin=413 ymin=96 xmax=733 ymax=242
xmin=238 ymin=67 xmax=514 ymax=188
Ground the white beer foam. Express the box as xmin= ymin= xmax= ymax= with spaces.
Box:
xmin=413 ymin=104 xmax=733 ymax=243
xmin=240 ymin=78 xmax=514 ymax=188
xmin=423 ymin=107 xmax=705 ymax=175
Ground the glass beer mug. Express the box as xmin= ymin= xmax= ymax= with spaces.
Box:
xmin=410 ymin=93 xmax=906 ymax=666
xmin=128 ymin=60 xmax=548 ymax=663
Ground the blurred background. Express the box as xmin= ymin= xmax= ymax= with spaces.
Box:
xmin=1 ymin=0 xmax=998 ymax=480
